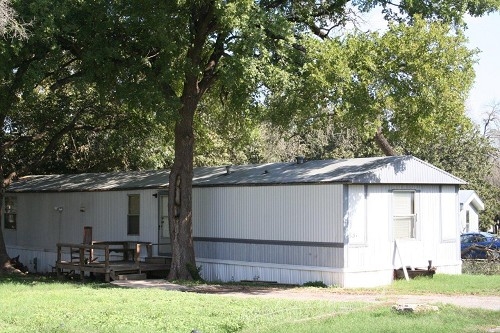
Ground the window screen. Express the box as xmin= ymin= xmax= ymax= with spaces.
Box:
xmin=393 ymin=191 xmax=416 ymax=239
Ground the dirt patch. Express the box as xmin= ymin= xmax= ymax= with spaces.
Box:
xmin=111 ymin=279 xmax=500 ymax=311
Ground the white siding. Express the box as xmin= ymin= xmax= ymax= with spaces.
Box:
xmin=193 ymin=184 xmax=344 ymax=243
xmin=441 ymin=186 xmax=458 ymax=241
xmin=191 ymin=184 xmax=346 ymax=283
xmin=459 ymin=206 xmax=480 ymax=233
xmin=5 ymin=189 xmax=160 ymax=272
xmin=345 ymin=185 xmax=367 ymax=245
xmin=345 ymin=184 xmax=461 ymax=281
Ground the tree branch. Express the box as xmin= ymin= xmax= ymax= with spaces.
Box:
xmin=199 ymin=32 xmax=227 ymax=94
xmin=49 ymin=71 xmax=83 ymax=92
xmin=374 ymin=127 xmax=397 ymax=156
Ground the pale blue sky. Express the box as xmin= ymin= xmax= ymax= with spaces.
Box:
xmin=465 ymin=13 xmax=500 ymax=126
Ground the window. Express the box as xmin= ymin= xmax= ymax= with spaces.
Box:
xmin=127 ymin=194 xmax=140 ymax=235
xmin=393 ymin=191 xmax=416 ymax=239
xmin=4 ymin=196 xmax=17 ymax=230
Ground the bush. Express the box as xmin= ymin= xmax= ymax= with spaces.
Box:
xmin=302 ymin=280 xmax=328 ymax=288
xmin=462 ymin=259 xmax=500 ymax=275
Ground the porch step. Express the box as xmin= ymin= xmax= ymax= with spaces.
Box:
xmin=117 ymin=273 xmax=147 ymax=280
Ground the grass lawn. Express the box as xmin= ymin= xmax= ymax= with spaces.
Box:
xmin=369 ymin=273 xmax=500 ymax=295
xmin=0 ymin=274 xmax=498 ymax=333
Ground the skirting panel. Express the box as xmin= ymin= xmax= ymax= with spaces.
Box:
xmin=6 ymin=246 xmax=57 ymax=273
xmin=433 ymin=262 xmax=462 ymax=275
xmin=196 ymin=258 xmax=346 ymax=287
xmin=196 ymin=258 xmax=400 ymax=288
xmin=194 ymin=239 xmax=344 ymax=267
xmin=342 ymin=269 xmax=394 ymax=288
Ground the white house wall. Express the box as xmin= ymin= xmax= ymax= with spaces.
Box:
xmin=193 ymin=185 xmax=344 ymax=242
xmin=192 ymin=184 xmax=346 ymax=284
xmin=345 ymin=184 xmax=461 ymax=284
xmin=5 ymin=189 xmax=160 ymax=272
xmin=5 ymin=180 xmax=461 ymax=287
xmin=459 ymin=206 xmax=480 ymax=233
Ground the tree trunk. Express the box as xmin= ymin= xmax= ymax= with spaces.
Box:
xmin=0 ymin=193 xmax=9 ymax=267
xmin=0 ymin=167 xmax=15 ymax=272
xmin=167 ymin=97 xmax=197 ymax=280
xmin=0 ymin=125 xmax=10 ymax=267
xmin=165 ymin=0 xmax=217 ymax=281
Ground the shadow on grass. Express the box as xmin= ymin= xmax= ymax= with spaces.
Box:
xmin=0 ymin=273 xmax=300 ymax=294
xmin=0 ymin=272 xmax=119 ymax=289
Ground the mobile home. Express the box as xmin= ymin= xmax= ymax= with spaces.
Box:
xmin=4 ymin=155 xmax=465 ymax=287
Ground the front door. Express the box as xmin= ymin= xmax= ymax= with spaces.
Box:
xmin=158 ymin=194 xmax=171 ymax=255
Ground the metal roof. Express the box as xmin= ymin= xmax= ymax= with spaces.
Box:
xmin=7 ymin=155 xmax=465 ymax=193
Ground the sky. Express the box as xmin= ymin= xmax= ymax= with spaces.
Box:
xmin=464 ymin=13 xmax=500 ymax=126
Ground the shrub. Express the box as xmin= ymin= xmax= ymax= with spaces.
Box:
xmin=462 ymin=259 xmax=500 ymax=275
xmin=302 ymin=280 xmax=327 ymax=288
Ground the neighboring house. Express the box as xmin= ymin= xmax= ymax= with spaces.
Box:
xmin=3 ymin=155 xmax=465 ymax=288
xmin=459 ymin=190 xmax=485 ymax=233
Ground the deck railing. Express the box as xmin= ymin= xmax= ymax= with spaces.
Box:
xmin=55 ymin=241 xmax=153 ymax=282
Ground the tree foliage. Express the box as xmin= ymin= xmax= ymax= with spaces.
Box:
xmin=0 ymin=0 xmax=176 ymax=265
xmin=257 ymin=17 xmax=477 ymax=156
xmin=0 ymin=0 xmax=27 ymax=38
xmin=0 ymin=1 xmax=183 ymax=175
xmin=358 ymin=0 xmax=500 ymax=25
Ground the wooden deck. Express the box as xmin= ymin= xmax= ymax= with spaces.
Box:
xmin=56 ymin=242 xmax=170 ymax=282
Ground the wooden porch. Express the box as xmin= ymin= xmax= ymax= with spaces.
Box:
xmin=56 ymin=241 xmax=170 ymax=282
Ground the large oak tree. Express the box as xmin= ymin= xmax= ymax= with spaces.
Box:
xmin=88 ymin=0 xmax=497 ymax=279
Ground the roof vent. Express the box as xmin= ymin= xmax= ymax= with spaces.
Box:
xmin=225 ymin=165 xmax=232 ymax=175
xmin=295 ymin=156 xmax=305 ymax=164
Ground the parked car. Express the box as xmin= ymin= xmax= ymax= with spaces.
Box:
xmin=460 ymin=232 xmax=500 ymax=259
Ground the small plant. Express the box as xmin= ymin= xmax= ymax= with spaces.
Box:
xmin=302 ymin=280 xmax=327 ymax=288
xmin=186 ymin=263 xmax=204 ymax=281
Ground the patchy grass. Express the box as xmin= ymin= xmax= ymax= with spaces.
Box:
xmin=0 ymin=274 xmax=499 ymax=333
xmin=290 ymin=274 xmax=500 ymax=296
xmin=375 ymin=273 xmax=500 ymax=295
xmin=0 ymin=277 xmax=364 ymax=333
xmin=258 ymin=304 xmax=500 ymax=333
xmin=173 ymin=272 xmax=500 ymax=296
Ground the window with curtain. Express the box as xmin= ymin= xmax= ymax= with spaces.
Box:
xmin=393 ymin=191 xmax=416 ymax=239
xmin=127 ymin=194 xmax=140 ymax=235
